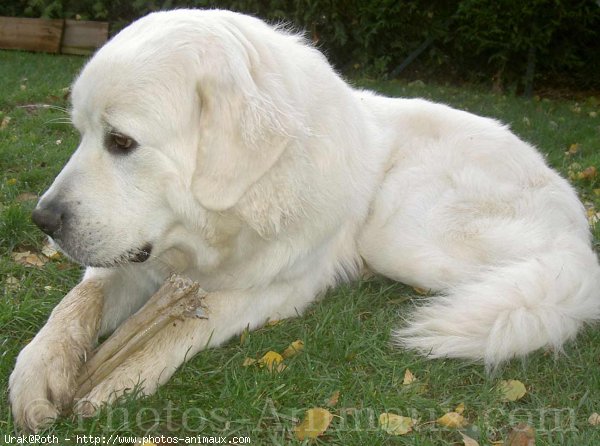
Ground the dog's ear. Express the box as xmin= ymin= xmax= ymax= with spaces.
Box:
xmin=192 ymin=34 xmax=299 ymax=211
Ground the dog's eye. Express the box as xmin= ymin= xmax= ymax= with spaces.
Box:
xmin=106 ymin=132 xmax=138 ymax=154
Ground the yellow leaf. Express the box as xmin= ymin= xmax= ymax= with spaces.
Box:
xmin=5 ymin=275 xmax=20 ymax=292
xmin=378 ymin=413 xmax=416 ymax=435
xmin=589 ymin=412 xmax=600 ymax=426
xmin=499 ymin=380 xmax=527 ymax=402
xmin=455 ymin=402 xmax=466 ymax=414
xmin=242 ymin=357 xmax=256 ymax=367
xmin=16 ymin=192 xmax=38 ymax=202
xmin=41 ymin=242 xmax=61 ymax=260
xmin=281 ymin=339 xmax=304 ymax=359
xmin=504 ymin=423 xmax=535 ymax=446
xmin=412 ymin=286 xmax=429 ymax=295
xmin=437 ymin=411 xmax=467 ymax=428
xmin=580 ymin=166 xmax=597 ymax=180
xmin=294 ymin=408 xmax=333 ymax=440
xmin=460 ymin=432 xmax=480 ymax=446
xmin=11 ymin=250 xmax=47 ymax=268
xmin=403 ymin=368 xmax=417 ymax=385
xmin=326 ymin=390 xmax=340 ymax=407
xmin=258 ymin=351 xmax=283 ymax=372
xmin=0 ymin=116 xmax=11 ymax=130
xmin=567 ymin=143 xmax=579 ymax=155
xmin=240 ymin=328 xmax=249 ymax=345
xmin=6 ymin=178 xmax=17 ymax=185
xmin=593 ymin=188 xmax=600 ymax=196
xmin=265 ymin=319 xmax=281 ymax=327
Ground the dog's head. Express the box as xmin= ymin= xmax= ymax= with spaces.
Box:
xmin=32 ymin=10 xmax=305 ymax=268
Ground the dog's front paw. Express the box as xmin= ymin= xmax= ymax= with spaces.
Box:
xmin=9 ymin=337 xmax=84 ymax=432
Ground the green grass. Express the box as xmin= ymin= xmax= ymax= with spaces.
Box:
xmin=1 ymin=50 xmax=600 ymax=445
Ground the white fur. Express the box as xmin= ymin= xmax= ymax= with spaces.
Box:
xmin=9 ymin=9 xmax=600 ymax=432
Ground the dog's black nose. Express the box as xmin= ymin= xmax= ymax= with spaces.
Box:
xmin=32 ymin=205 xmax=64 ymax=236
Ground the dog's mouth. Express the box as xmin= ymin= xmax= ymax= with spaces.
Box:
xmin=54 ymin=240 xmax=154 ymax=268
xmin=129 ymin=243 xmax=153 ymax=263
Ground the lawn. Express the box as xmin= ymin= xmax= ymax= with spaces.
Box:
xmin=1 ymin=49 xmax=599 ymax=445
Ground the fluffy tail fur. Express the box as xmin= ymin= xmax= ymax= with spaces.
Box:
xmin=395 ymin=234 xmax=600 ymax=368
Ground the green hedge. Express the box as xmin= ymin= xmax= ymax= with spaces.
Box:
xmin=2 ymin=0 xmax=599 ymax=91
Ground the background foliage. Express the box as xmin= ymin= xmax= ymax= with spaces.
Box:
xmin=1 ymin=1 xmax=599 ymax=91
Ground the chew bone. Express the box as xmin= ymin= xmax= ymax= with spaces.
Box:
xmin=75 ymin=274 xmax=207 ymax=399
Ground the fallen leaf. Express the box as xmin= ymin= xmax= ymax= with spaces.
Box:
xmin=412 ymin=286 xmax=429 ymax=295
xmin=11 ymin=250 xmax=47 ymax=268
xmin=294 ymin=408 xmax=333 ymax=440
xmin=258 ymin=351 xmax=284 ymax=372
xmin=461 ymin=432 xmax=480 ymax=446
xmin=41 ymin=242 xmax=61 ymax=260
xmin=437 ymin=411 xmax=467 ymax=428
xmin=242 ymin=357 xmax=256 ymax=367
xmin=504 ymin=423 xmax=535 ymax=446
xmin=499 ymin=380 xmax=527 ymax=402
xmin=6 ymin=178 xmax=17 ymax=186
xmin=326 ymin=390 xmax=340 ymax=407
xmin=578 ymin=166 xmax=597 ymax=180
xmin=589 ymin=412 xmax=600 ymax=426
xmin=378 ymin=413 xmax=416 ymax=435
xmin=15 ymin=192 xmax=38 ymax=202
xmin=5 ymin=276 xmax=20 ymax=292
xmin=0 ymin=116 xmax=11 ymax=129
xmin=265 ymin=319 xmax=281 ymax=327
xmin=455 ymin=402 xmax=466 ymax=414
xmin=240 ymin=328 xmax=249 ymax=345
xmin=403 ymin=368 xmax=417 ymax=385
xmin=566 ymin=143 xmax=579 ymax=155
xmin=281 ymin=339 xmax=304 ymax=359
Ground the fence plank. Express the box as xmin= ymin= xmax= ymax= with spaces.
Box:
xmin=61 ymin=19 xmax=109 ymax=55
xmin=0 ymin=17 xmax=64 ymax=53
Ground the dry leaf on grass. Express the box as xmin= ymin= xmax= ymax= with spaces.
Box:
xmin=281 ymin=339 xmax=304 ymax=359
xmin=589 ymin=412 xmax=600 ymax=426
xmin=258 ymin=351 xmax=285 ymax=372
xmin=41 ymin=241 xmax=61 ymax=260
xmin=565 ymin=143 xmax=579 ymax=156
xmin=16 ymin=192 xmax=38 ymax=202
xmin=294 ymin=408 xmax=333 ymax=440
xmin=242 ymin=357 xmax=256 ymax=367
xmin=265 ymin=319 xmax=281 ymax=327
xmin=378 ymin=413 xmax=416 ymax=435
xmin=504 ymin=423 xmax=535 ymax=446
xmin=0 ymin=116 xmax=11 ymax=130
xmin=11 ymin=250 xmax=48 ymax=268
xmin=403 ymin=368 xmax=417 ymax=385
xmin=5 ymin=276 xmax=21 ymax=292
xmin=499 ymin=380 xmax=527 ymax=402
xmin=579 ymin=166 xmax=598 ymax=180
xmin=437 ymin=411 xmax=468 ymax=428
xmin=326 ymin=390 xmax=340 ymax=407
xmin=460 ymin=432 xmax=480 ymax=446
xmin=455 ymin=402 xmax=466 ymax=414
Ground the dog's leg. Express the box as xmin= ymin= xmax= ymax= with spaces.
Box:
xmin=9 ymin=267 xmax=162 ymax=432
xmin=73 ymin=280 xmax=317 ymax=416
xmin=8 ymin=280 xmax=103 ymax=432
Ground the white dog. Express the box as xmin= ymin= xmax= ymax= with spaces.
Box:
xmin=9 ymin=9 xmax=600 ymax=432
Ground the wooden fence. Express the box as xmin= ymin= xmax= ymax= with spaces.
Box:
xmin=0 ymin=16 xmax=108 ymax=55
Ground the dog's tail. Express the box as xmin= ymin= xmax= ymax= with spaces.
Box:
xmin=394 ymin=234 xmax=600 ymax=369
